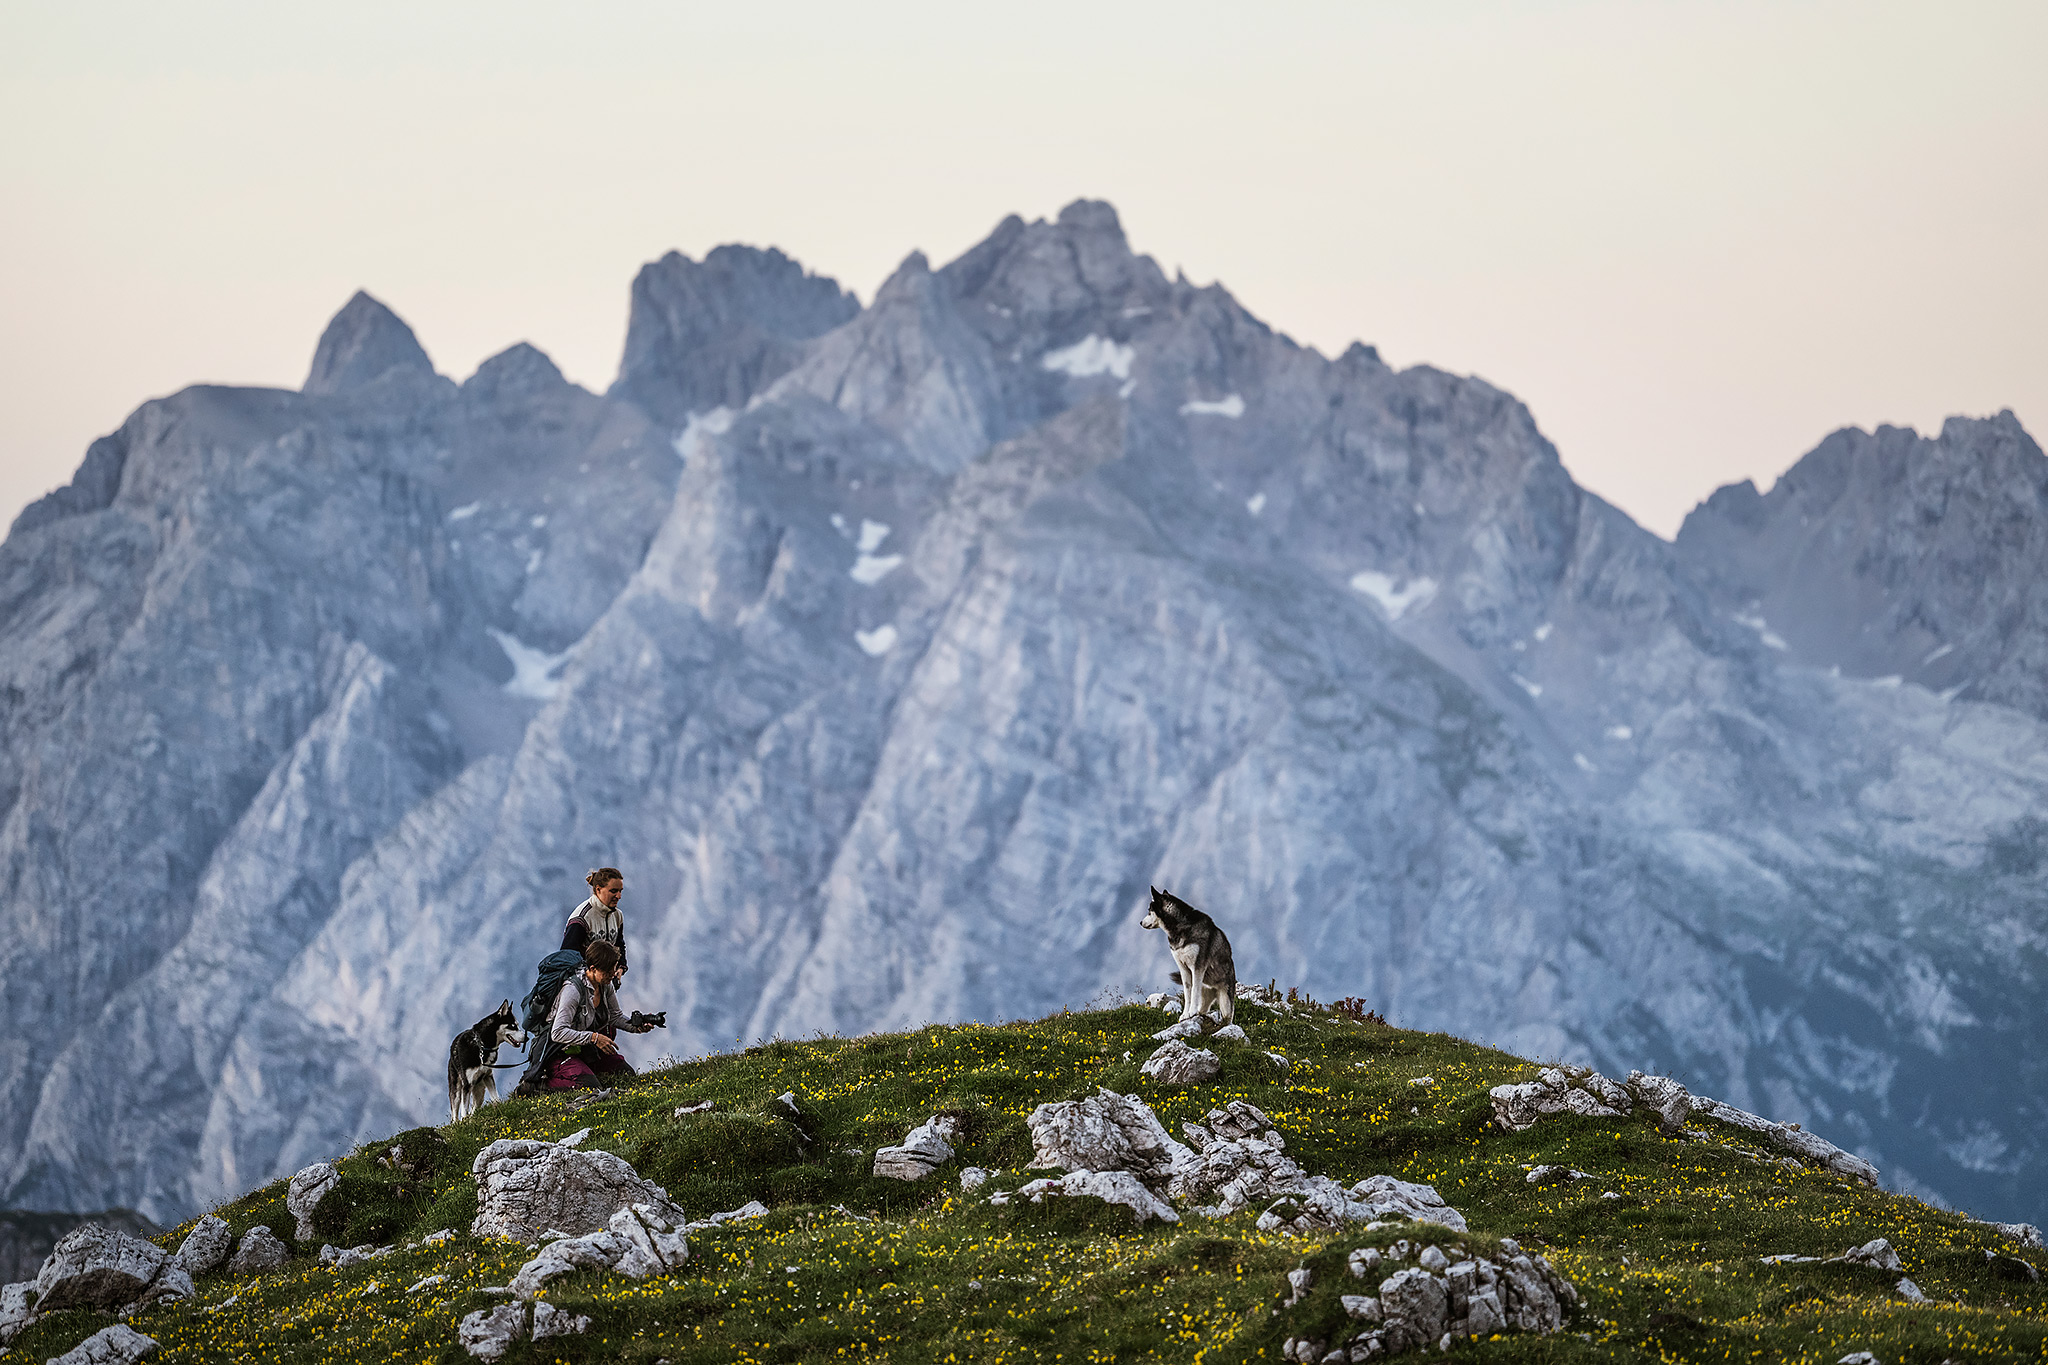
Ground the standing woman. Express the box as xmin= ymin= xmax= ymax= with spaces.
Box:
xmin=564 ymin=867 xmax=629 ymax=985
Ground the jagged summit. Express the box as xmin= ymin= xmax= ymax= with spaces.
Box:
xmin=611 ymin=243 xmax=858 ymax=427
xmin=1675 ymin=409 xmax=2048 ymax=715
xmin=302 ymin=290 xmax=436 ymax=396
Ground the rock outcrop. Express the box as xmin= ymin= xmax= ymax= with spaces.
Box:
xmin=1488 ymin=1066 xmax=1633 ymax=1130
xmin=1284 ymin=1236 xmax=1577 ymax=1359
xmin=1140 ymin=1039 xmax=1221 ymax=1085
xmin=225 ymin=1227 xmax=287 ymax=1275
xmin=873 ymin=1116 xmax=959 ymax=1181
xmin=0 ymin=1280 xmax=38 ymax=1345
xmin=32 ymin=1225 xmax=189 ymax=1312
xmin=1018 ymin=1090 xmax=1468 ymax=1233
xmin=470 ymin=1138 xmax=687 ymax=1241
xmin=1690 ymin=1095 xmax=1881 ymax=1185
xmin=172 ymin=1215 xmax=231 ymax=1277
xmin=1028 ymin=1090 xmax=1186 ymax=1184
xmin=1008 ymin=1171 xmax=1181 ymax=1224
xmin=506 ymin=1203 xmax=689 ymax=1295
xmin=285 ymin=1163 xmax=339 ymax=1242
xmin=45 ymin=1323 xmax=160 ymax=1365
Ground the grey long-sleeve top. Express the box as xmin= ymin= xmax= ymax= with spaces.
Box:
xmin=548 ymin=975 xmax=625 ymax=1047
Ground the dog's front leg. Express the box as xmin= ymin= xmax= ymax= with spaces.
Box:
xmin=1179 ymin=956 xmax=1202 ymax=1021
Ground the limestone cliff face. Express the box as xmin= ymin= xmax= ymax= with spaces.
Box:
xmin=2 ymin=203 xmax=2042 ymax=1228
xmin=1675 ymin=412 xmax=2048 ymax=717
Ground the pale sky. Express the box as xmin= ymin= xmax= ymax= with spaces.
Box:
xmin=3 ymin=1 xmax=2043 ymax=538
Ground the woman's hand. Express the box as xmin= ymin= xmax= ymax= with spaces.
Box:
xmin=590 ymin=1033 xmax=619 ymax=1055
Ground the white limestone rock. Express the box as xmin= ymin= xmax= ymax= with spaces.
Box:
xmin=1836 ymin=1238 xmax=1904 ymax=1272
xmin=1376 ymin=1268 xmax=1448 ymax=1352
xmin=470 ymin=1138 xmax=687 ymax=1241
xmin=1583 ymin=1073 xmax=1632 ymax=1113
xmin=0 ymin=1280 xmax=39 ymax=1345
xmin=1028 ymin=1089 xmax=1191 ymax=1183
xmin=532 ymin=1299 xmax=592 ymax=1339
xmin=172 ymin=1216 xmax=232 ymax=1278
xmin=1626 ymin=1072 xmax=1693 ymax=1133
xmin=285 ymin=1162 xmax=339 ymax=1243
xmin=1689 ymin=1095 xmax=1881 ymax=1185
xmin=959 ymin=1166 xmax=991 ymax=1192
xmin=45 ymin=1323 xmax=160 ymax=1365
xmin=1489 ymin=1079 xmax=1566 ymax=1132
xmin=691 ymin=1200 xmax=770 ymax=1229
xmin=1151 ymin=1017 xmax=1206 ymax=1042
xmin=608 ymin=1203 xmax=691 ymax=1278
xmin=225 ymin=1227 xmax=288 ymax=1275
xmin=32 ymin=1224 xmax=173 ymax=1312
xmin=1014 ymin=1170 xmax=1180 ymax=1224
xmin=873 ymin=1115 xmax=960 ymax=1181
xmin=506 ymin=1202 xmax=688 ymax=1296
xmin=458 ymin=1302 xmax=528 ymax=1360
xmin=507 ymin=1230 xmax=624 ymax=1296
xmin=1562 ymin=1087 xmax=1622 ymax=1118
xmin=1350 ymin=1176 xmax=1469 ymax=1232
xmin=1141 ymin=1039 xmax=1220 ymax=1085
xmin=1492 ymin=1066 xmax=1637 ymax=1131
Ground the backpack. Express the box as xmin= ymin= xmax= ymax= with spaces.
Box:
xmin=520 ymin=950 xmax=588 ymax=1055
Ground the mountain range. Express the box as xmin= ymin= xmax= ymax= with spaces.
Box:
xmin=1 ymin=200 xmax=2041 ymax=1228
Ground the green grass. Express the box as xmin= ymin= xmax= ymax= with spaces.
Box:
xmin=13 ymin=999 xmax=2045 ymax=1363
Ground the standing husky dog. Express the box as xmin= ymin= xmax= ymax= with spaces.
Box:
xmin=1140 ymin=887 xmax=1237 ymax=1026
xmin=447 ymin=1000 xmax=528 ymax=1122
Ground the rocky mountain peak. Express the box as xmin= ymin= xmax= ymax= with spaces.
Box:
xmin=940 ymin=200 xmax=1168 ymax=331
xmin=462 ymin=342 xmax=569 ymax=403
xmin=302 ymin=291 xmax=436 ymax=396
xmin=611 ymin=244 xmax=859 ymax=429
xmin=874 ymin=250 xmax=935 ymax=302
xmin=1674 ymin=411 xmax=2048 ymax=714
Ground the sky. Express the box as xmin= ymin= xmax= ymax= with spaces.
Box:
xmin=2 ymin=1 xmax=2043 ymax=538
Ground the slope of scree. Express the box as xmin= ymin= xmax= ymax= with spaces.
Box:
xmin=9 ymin=997 xmax=2042 ymax=1364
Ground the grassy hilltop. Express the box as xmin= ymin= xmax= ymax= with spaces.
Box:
xmin=15 ymin=995 xmax=2046 ymax=1363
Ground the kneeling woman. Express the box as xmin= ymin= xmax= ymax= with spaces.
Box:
xmin=538 ymin=941 xmax=651 ymax=1089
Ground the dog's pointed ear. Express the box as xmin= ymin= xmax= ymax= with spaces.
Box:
xmin=499 ymin=999 xmax=510 ymax=1011
xmin=1149 ymin=885 xmax=1158 ymax=897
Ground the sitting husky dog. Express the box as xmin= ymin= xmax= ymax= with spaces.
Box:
xmin=1140 ymin=887 xmax=1236 ymax=1026
xmin=447 ymin=999 xmax=528 ymax=1122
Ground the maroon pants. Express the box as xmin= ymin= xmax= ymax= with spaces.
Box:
xmin=547 ymin=1046 xmax=634 ymax=1089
